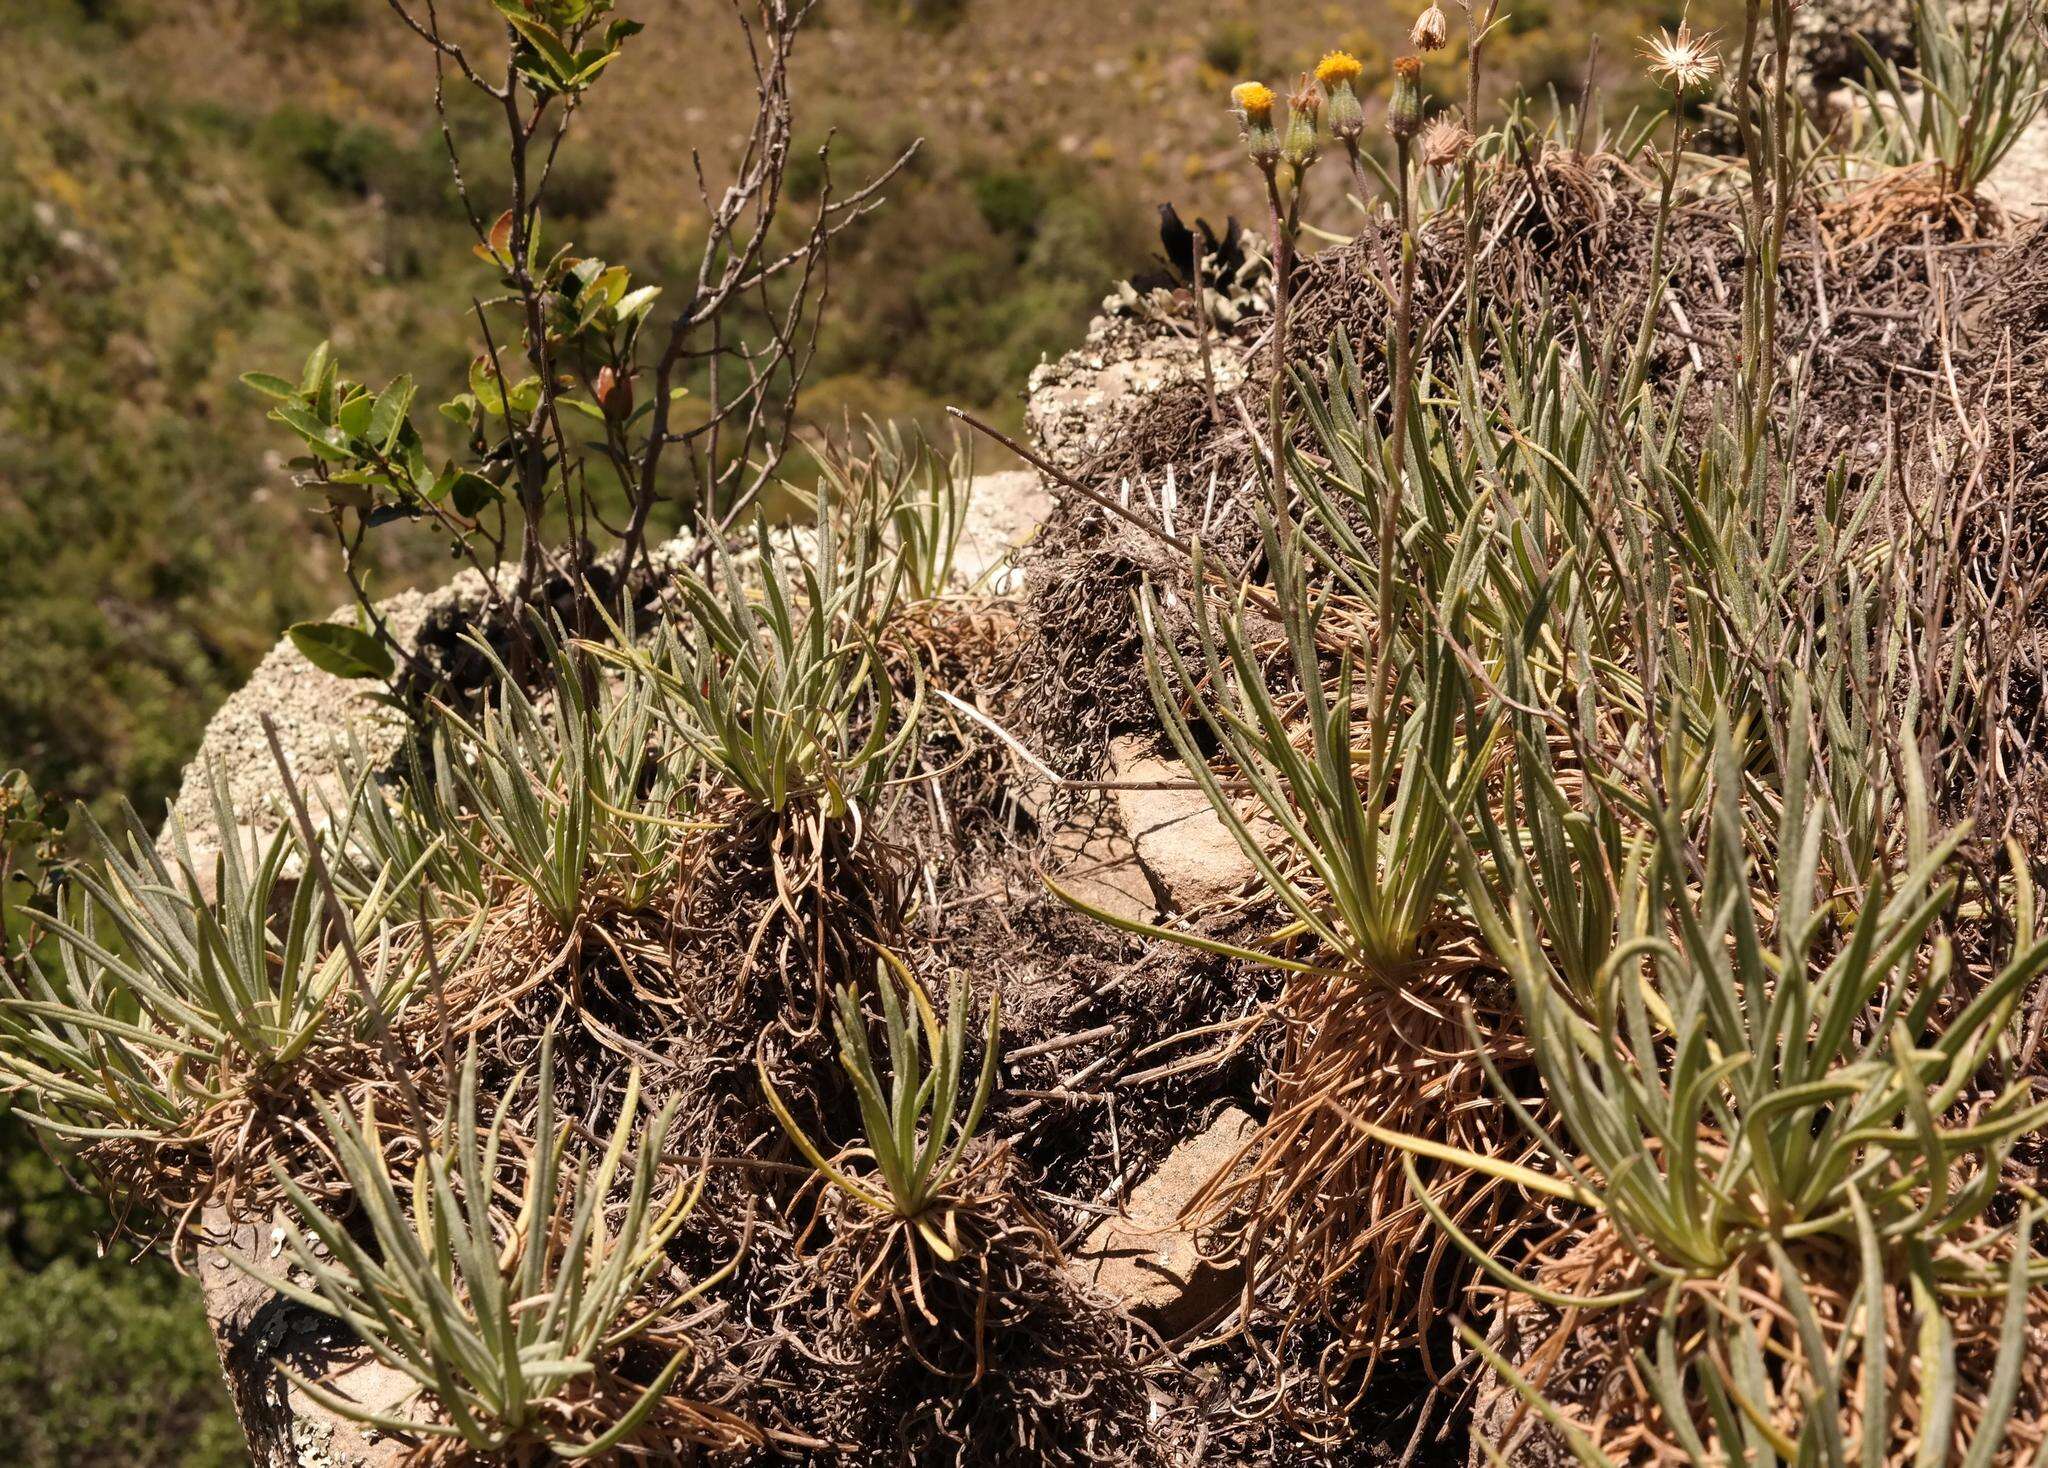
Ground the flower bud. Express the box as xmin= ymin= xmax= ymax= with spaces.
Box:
xmin=1231 ymin=81 xmax=1281 ymax=168
xmin=1283 ymin=76 xmax=1323 ymax=172
xmin=1410 ymin=3 xmax=1449 ymax=52
xmin=1315 ymin=50 xmax=1366 ymax=142
xmin=594 ymin=365 xmax=632 ymax=420
xmin=1387 ymin=56 xmax=1424 ymax=141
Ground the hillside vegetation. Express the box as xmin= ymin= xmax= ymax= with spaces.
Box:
xmin=0 ymin=0 xmax=1666 ymax=820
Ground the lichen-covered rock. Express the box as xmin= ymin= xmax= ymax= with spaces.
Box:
xmin=1025 ymin=312 xmax=1247 ymax=475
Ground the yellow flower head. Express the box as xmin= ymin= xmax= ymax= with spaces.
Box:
xmin=1315 ymin=51 xmax=1363 ymax=89
xmin=1231 ymin=81 xmax=1277 ymax=124
xmin=1319 ymin=50 xmax=1367 ymax=140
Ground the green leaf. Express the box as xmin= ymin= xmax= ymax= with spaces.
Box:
xmin=504 ymin=376 xmax=543 ymax=416
xmin=298 ymin=341 xmax=334 ymax=399
xmin=470 ymin=356 xmax=508 ymax=415
xmin=272 ymin=404 xmax=352 ymax=461
xmin=573 ymin=292 xmax=610 ymax=335
xmin=448 ymin=472 xmax=502 ymax=518
xmin=399 ymin=429 xmax=429 ymax=489
xmin=568 ymin=49 xmax=623 ymax=87
xmin=369 ymin=374 xmax=417 ymax=453
xmin=288 ymin=621 xmax=396 ymax=681
xmin=240 ymin=371 xmax=300 ymax=402
xmin=592 ymin=264 xmax=630 ymax=309
xmin=615 ymin=285 xmax=661 ymax=326
xmin=336 ymin=391 xmax=374 ymax=441
xmin=504 ymin=13 xmax=577 ymax=81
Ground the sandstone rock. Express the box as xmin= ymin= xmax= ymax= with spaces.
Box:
xmin=956 ymin=468 xmax=1054 ymax=594
xmin=1025 ymin=313 xmax=1247 ymax=474
xmin=199 ymin=1209 xmax=415 ymax=1467
xmin=165 ymin=631 xmax=405 ymax=870
xmin=1042 ymin=796 xmax=1158 ymax=928
xmin=1984 ymin=119 xmax=2048 ymax=221
xmin=161 ymin=554 xmax=533 ymax=872
xmin=1029 ymin=739 xmax=1265 ymax=928
xmin=1108 ymin=737 xmax=1258 ymax=913
xmin=1069 ymin=1105 xmax=1258 ymax=1335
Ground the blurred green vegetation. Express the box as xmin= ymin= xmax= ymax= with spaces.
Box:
xmin=0 ymin=1110 xmax=245 ymax=1468
xmin=799 ymin=114 xmax=1149 ymax=421
xmin=0 ymin=5 xmax=1148 ymax=827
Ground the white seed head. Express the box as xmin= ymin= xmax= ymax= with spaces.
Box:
xmin=1640 ymin=20 xmax=1720 ymax=94
xmin=1411 ymin=2 xmax=1450 ymax=51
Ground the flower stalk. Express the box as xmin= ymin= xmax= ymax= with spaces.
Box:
xmin=1459 ymin=1 xmax=1500 ymax=343
xmin=1630 ymin=22 xmax=1720 ymax=397
xmin=1235 ymin=78 xmax=1319 ymax=579
xmin=1382 ymin=57 xmax=1424 ymax=728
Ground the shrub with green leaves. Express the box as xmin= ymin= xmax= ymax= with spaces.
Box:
xmin=244 ymin=341 xmax=507 ymax=554
xmin=0 ymin=1250 xmax=244 ymax=1468
xmin=233 ymin=0 xmax=914 ymax=682
xmin=1 ymin=770 xmax=69 ymax=970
